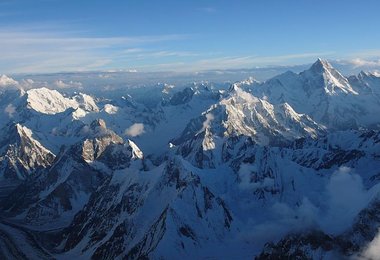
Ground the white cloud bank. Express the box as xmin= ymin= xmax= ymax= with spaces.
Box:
xmin=240 ymin=167 xmax=380 ymax=249
xmin=320 ymin=166 xmax=372 ymax=234
xmin=200 ymin=113 xmax=214 ymax=132
xmin=125 ymin=123 xmax=145 ymax=137
xmin=0 ymin=28 xmax=187 ymax=74
xmin=4 ymin=103 xmax=16 ymax=118
xmin=339 ymin=58 xmax=380 ymax=68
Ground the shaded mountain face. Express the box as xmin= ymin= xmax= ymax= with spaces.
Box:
xmin=1 ymin=119 xmax=144 ymax=227
xmin=0 ymin=123 xmax=55 ymax=185
xmin=61 ymin=157 xmax=233 ymax=259
xmin=0 ymin=59 xmax=380 ymax=259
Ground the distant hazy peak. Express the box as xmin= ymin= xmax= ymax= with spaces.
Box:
xmin=0 ymin=74 xmax=19 ymax=87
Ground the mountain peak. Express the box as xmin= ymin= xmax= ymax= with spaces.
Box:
xmin=0 ymin=123 xmax=34 ymax=143
xmin=358 ymin=70 xmax=379 ymax=79
xmin=300 ymin=58 xmax=358 ymax=95
xmin=0 ymin=74 xmax=19 ymax=87
xmin=310 ymin=58 xmax=333 ymax=72
xmin=0 ymin=123 xmax=55 ymax=182
xmin=169 ymin=87 xmax=195 ymax=105
xmin=90 ymin=118 xmax=107 ymax=130
xmin=26 ymin=87 xmax=76 ymax=114
xmin=229 ymin=82 xmax=247 ymax=94
xmin=127 ymin=139 xmax=144 ymax=159
xmin=15 ymin=123 xmax=32 ymax=138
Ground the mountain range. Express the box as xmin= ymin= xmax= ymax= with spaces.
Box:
xmin=0 ymin=59 xmax=379 ymax=259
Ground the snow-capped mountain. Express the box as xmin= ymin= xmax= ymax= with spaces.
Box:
xmin=0 ymin=123 xmax=55 ymax=187
xmin=25 ymin=87 xmax=99 ymax=115
xmin=0 ymin=59 xmax=380 ymax=259
xmin=2 ymin=119 xmax=143 ymax=227
xmin=248 ymin=59 xmax=380 ymax=129
xmin=173 ymin=85 xmax=325 ymax=168
xmin=60 ymin=157 xmax=233 ymax=259
xmin=0 ymin=75 xmax=18 ymax=88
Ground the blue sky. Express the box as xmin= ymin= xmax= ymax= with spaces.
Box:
xmin=1 ymin=0 xmax=380 ymax=73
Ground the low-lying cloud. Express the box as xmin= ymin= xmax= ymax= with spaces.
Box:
xmin=201 ymin=113 xmax=214 ymax=132
xmin=54 ymin=80 xmax=83 ymax=89
xmin=344 ymin=58 xmax=380 ymax=68
xmin=125 ymin=123 xmax=145 ymax=137
xmin=320 ymin=166 xmax=373 ymax=234
xmin=240 ymin=167 xmax=380 ymax=248
xmin=4 ymin=103 xmax=16 ymax=118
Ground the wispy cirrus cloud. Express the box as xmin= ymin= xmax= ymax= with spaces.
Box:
xmin=0 ymin=27 xmax=336 ymax=74
xmin=121 ymin=48 xmax=199 ymax=59
xmin=135 ymin=51 xmax=335 ymax=72
xmin=0 ymin=31 xmax=187 ymax=47
xmin=0 ymin=27 xmax=190 ymax=73
xmin=336 ymin=57 xmax=380 ymax=68
xmin=350 ymin=49 xmax=380 ymax=59
xmin=333 ymin=49 xmax=380 ymax=69
xmin=6 ymin=23 xmax=380 ymax=74
xmin=197 ymin=7 xmax=217 ymax=13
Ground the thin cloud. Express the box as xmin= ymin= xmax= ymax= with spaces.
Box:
xmin=0 ymin=24 xmax=353 ymax=74
xmin=135 ymin=51 xmax=334 ymax=72
xmin=0 ymin=28 xmax=189 ymax=73
xmin=121 ymin=50 xmax=199 ymax=59
xmin=4 ymin=104 xmax=16 ymax=118
xmin=337 ymin=58 xmax=380 ymax=68
xmin=122 ymin=48 xmax=145 ymax=54
xmin=198 ymin=7 xmax=217 ymax=13
xmin=350 ymin=49 xmax=380 ymax=59
xmin=125 ymin=123 xmax=145 ymax=137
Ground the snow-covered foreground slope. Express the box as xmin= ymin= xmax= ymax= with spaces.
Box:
xmin=59 ymin=157 xmax=234 ymax=259
xmin=11 ymin=129 xmax=374 ymax=259
xmin=0 ymin=59 xmax=380 ymax=259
